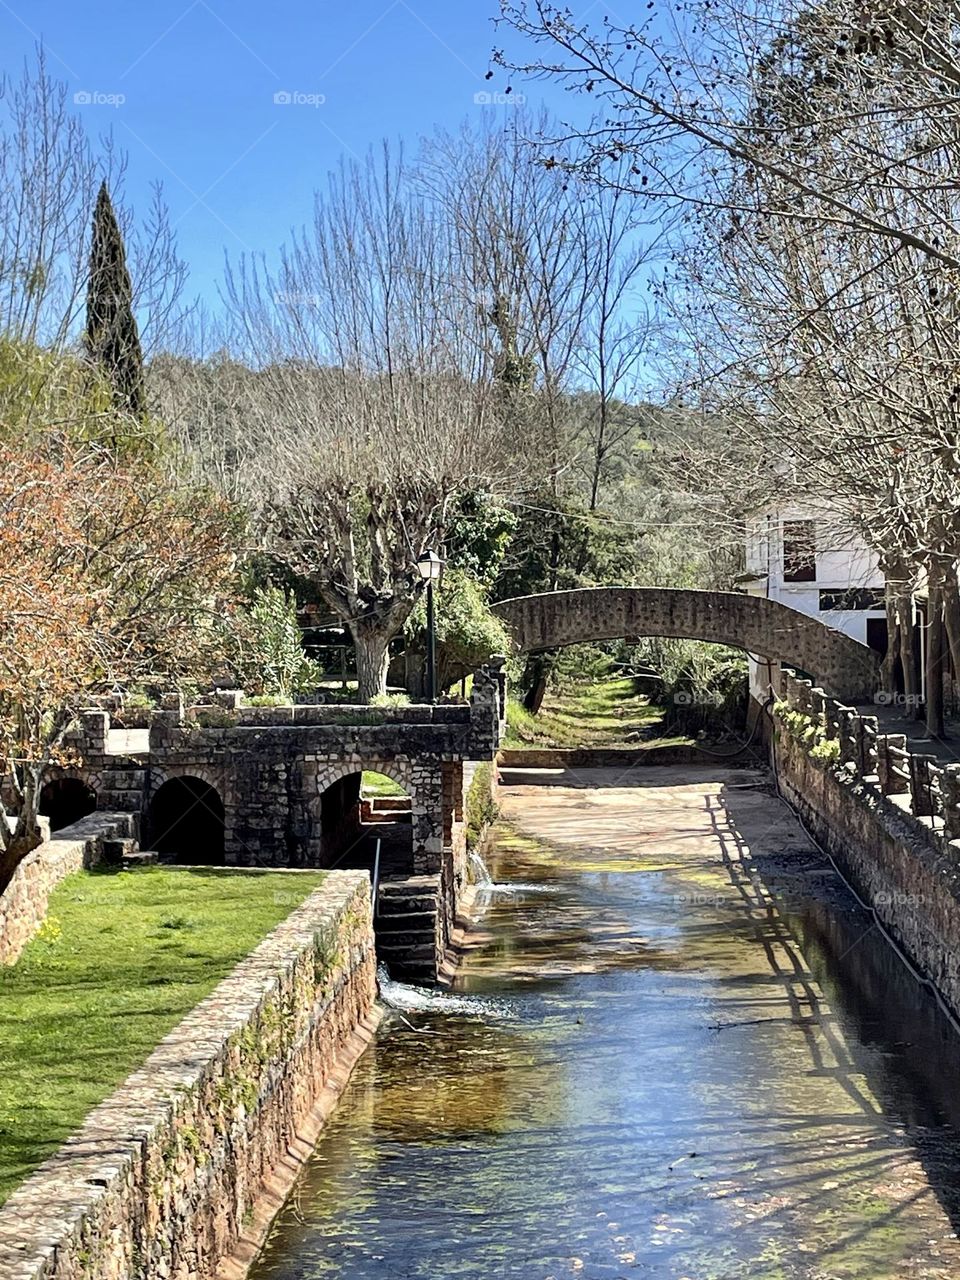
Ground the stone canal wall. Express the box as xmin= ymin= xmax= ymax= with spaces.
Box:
xmin=773 ymin=725 xmax=960 ymax=1018
xmin=0 ymin=812 xmax=136 ymax=966
xmin=0 ymin=871 xmax=377 ymax=1280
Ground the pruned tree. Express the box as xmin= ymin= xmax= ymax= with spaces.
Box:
xmin=166 ymin=145 xmax=533 ymax=700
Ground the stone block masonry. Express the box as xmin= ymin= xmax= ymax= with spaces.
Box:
xmin=0 ymin=871 xmax=377 ymax=1280
xmin=493 ymin=587 xmax=879 ymax=700
xmin=774 ymin=722 xmax=960 ymax=1020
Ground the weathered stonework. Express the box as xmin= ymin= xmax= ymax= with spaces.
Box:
xmin=19 ymin=664 xmax=508 ymax=983
xmin=493 ymin=587 xmax=879 ymax=700
xmin=774 ymin=723 xmax=960 ymax=1019
xmin=0 ymin=811 xmax=136 ymax=965
xmin=0 ymin=871 xmax=376 ymax=1280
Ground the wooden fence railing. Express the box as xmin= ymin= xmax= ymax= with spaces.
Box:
xmin=779 ymin=669 xmax=960 ymax=844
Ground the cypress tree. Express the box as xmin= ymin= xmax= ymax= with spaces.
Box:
xmin=84 ymin=181 xmax=147 ymax=418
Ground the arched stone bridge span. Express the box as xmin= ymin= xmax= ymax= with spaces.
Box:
xmin=492 ymin=587 xmax=879 ymax=700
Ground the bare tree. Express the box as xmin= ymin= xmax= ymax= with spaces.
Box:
xmin=169 ymin=146 xmax=530 ymax=700
xmin=497 ymin=0 xmax=960 ymax=268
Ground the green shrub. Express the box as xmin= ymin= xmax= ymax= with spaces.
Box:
xmin=810 ymin=737 xmax=841 ymax=763
xmin=466 ymin=762 xmax=499 ymax=850
xmin=234 ymin=585 xmax=323 ymax=701
xmin=371 ymin=692 xmax=410 ymax=708
xmin=193 ymin=707 xmax=238 ymax=729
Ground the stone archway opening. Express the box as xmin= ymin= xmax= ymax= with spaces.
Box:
xmin=38 ymin=777 xmax=97 ymax=833
xmin=147 ymin=776 xmax=225 ymax=864
xmin=318 ymin=770 xmax=412 ymax=875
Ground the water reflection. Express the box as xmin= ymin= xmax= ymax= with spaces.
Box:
xmin=252 ymin=767 xmax=960 ymax=1279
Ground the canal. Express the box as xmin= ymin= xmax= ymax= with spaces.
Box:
xmin=251 ymin=766 xmax=960 ymax=1279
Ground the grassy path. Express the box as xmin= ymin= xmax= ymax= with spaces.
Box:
xmin=504 ymin=675 xmax=690 ymax=750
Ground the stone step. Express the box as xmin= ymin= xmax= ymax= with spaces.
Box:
xmin=378 ymin=875 xmax=440 ymax=892
xmin=375 ymin=941 xmax=438 ymax=966
xmin=122 ymin=849 xmax=159 ymax=868
xmin=101 ymin=837 xmax=138 ymax=866
xmin=375 ymin=892 xmax=439 ymax=916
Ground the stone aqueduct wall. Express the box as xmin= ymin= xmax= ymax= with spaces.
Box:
xmin=774 ymin=722 xmax=960 ymax=1019
xmin=56 ymin=667 xmax=506 ymax=880
xmin=0 ymin=871 xmax=377 ymax=1280
xmin=493 ymin=587 xmax=880 ymax=700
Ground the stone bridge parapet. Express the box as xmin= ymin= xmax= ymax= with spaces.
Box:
xmin=492 ymin=587 xmax=879 ymax=701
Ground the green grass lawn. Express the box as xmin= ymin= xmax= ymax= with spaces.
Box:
xmin=503 ymin=675 xmax=692 ymax=750
xmin=361 ymin=770 xmax=408 ymax=797
xmin=0 ymin=865 xmax=325 ymax=1204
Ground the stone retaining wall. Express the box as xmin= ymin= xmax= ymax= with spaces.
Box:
xmin=0 ymin=870 xmax=377 ymax=1280
xmin=0 ymin=812 xmax=135 ymax=966
xmin=497 ymin=745 xmax=760 ymax=770
xmin=773 ymin=727 xmax=960 ymax=1017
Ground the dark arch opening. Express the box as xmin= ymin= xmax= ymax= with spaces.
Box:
xmin=38 ymin=777 xmax=97 ymax=833
xmin=147 ymin=776 xmax=225 ymax=865
xmin=319 ymin=771 xmax=412 ymax=874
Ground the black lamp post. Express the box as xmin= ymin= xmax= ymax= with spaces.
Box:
xmin=416 ymin=549 xmax=444 ymax=702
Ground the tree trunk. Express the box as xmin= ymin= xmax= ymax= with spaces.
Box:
xmin=926 ymin=575 xmax=946 ymax=738
xmin=0 ymin=831 xmax=43 ymax=897
xmin=881 ymin=575 xmax=900 ymax=696
xmin=522 ymin=652 xmax=555 ymax=713
xmin=941 ymin=569 xmax=960 ymax=708
xmin=352 ymin=627 xmax=391 ymax=702
xmin=895 ymin=592 xmax=919 ymax=718
xmin=404 ymin=646 xmax=426 ymax=701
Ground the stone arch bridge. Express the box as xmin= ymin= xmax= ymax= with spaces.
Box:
xmin=492 ymin=587 xmax=879 ymax=701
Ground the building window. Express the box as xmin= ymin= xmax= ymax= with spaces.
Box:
xmin=819 ymin=588 xmax=885 ymax=612
xmin=782 ymin=520 xmax=816 ymax=583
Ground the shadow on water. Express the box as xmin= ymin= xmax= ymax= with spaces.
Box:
xmin=715 ymin=780 xmax=960 ymax=1238
xmin=250 ymin=765 xmax=960 ymax=1280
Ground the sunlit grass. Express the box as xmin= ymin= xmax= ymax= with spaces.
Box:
xmin=0 ymin=865 xmax=325 ymax=1204
xmin=361 ymin=771 xmax=408 ymax=797
xmin=503 ymin=673 xmax=690 ymax=750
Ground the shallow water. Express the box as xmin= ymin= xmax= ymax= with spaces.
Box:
xmin=251 ymin=766 xmax=960 ymax=1279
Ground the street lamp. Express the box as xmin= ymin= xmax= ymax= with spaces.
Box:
xmin=416 ymin=549 xmax=444 ymax=702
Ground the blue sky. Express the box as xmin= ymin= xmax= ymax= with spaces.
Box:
xmin=0 ymin=1 xmax=586 ymax=306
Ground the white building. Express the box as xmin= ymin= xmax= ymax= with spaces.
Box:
xmin=742 ymin=506 xmax=894 ymax=701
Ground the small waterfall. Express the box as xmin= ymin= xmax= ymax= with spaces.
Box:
xmin=469 ymin=849 xmax=493 ymax=886
xmin=468 ymin=848 xmax=555 ymax=899
xmin=376 ymin=962 xmax=509 ymax=1018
